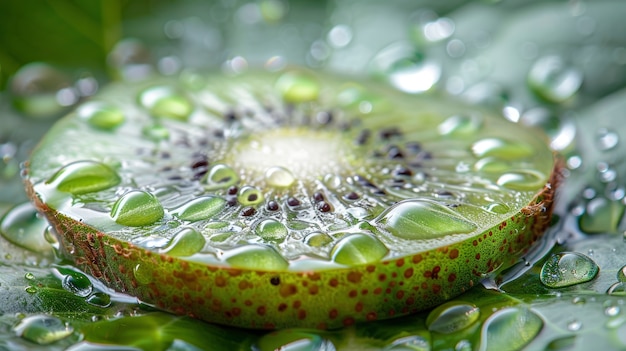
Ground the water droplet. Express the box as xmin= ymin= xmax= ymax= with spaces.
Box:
xmin=256 ymin=329 xmax=336 ymax=351
xmin=255 ymin=219 xmax=288 ymax=243
xmin=46 ymin=160 xmax=121 ymax=195
xmin=10 ymin=62 xmax=72 ymax=118
xmin=479 ymin=307 xmax=543 ymax=351
xmin=224 ymin=244 xmax=288 ymax=270
xmin=540 ymin=252 xmax=599 ymax=288
xmin=62 ymin=270 xmax=93 ymax=297
xmin=238 ymin=186 xmax=264 ymax=206
xmin=438 ymin=115 xmax=482 ymax=136
xmin=25 ymin=286 xmax=38 ymax=294
xmin=13 ymin=315 xmax=73 ymax=345
xmin=579 ymin=197 xmax=625 ymax=234
xmin=455 ymin=340 xmax=472 ymax=351
xmin=0 ymin=202 xmax=51 ymax=253
xmin=497 ymin=170 xmax=547 ymax=191
xmin=142 ymin=124 xmax=170 ymax=141
xmin=618 ymin=266 xmax=626 ymax=283
xmin=86 ymin=292 xmax=112 ymax=308
xmin=606 ymin=305 xmax=621 ymax=317
xmin=304 ymin=232 xmax=333 ymax=247
xmin=110 ymin=190 xmax=164 ymax=227
xmin=76 ymin=101 xmax=125 ymax=130
xmin=572 ymin=296 xmax=586 ymax=305
xmin=133 ymin=264 xmax=153 ymax=285
xmin=384 ymin=335 xmax=430 ymax=350
xmin=327 ymin=24 xmax=353 ymax=48
xmin=265 ymin=166 xmax=295 ymax=187
xmin=596 ymin=128 xmax=619 ymax=151
xmin=108 ymin=38 xmax=153 ymax=80
xmin=387 ymin=56 xmax=441 ymax=94
xmin=204 ymin=164 xmax=239 ymax=190
xmin=471 ymin=138 xmax=534 ymax=160
xmin=275 ymin=71 xmax=320 ymax=103
xmin=171 ymin=196 xmax=227 ymax=222
xmin=375 ymin=199 xmax=476 ymax=240
xmin=25 ymin=272 xmax=35 ymax=280
xmin=426 ymin=301 xmax=480 ymax=334
xmin=567 ymin=319 xmax=582 ymax=331
xmin=138 ymin=86 xmax=193 ymax=121
xmin=528 ymin=55 xmax=583 ymax=103
xmin=161 ymin=227 xmax=206 ymax=256
xmin=330 ymin=232 xmax=388 ymax=265
xmin=420 ymin=16 xmax=455 ymax=43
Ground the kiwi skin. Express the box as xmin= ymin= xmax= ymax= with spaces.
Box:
xmin=25 ymin=162 xmax=559 ymax=330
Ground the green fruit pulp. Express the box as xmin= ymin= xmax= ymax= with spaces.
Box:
xmin=24 ymin=69 xmax=557 ymax=329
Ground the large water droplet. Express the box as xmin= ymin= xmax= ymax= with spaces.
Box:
xmin=426 ymin=301 xmax=480 ymax=334
xmin=471 ymin=138 xmax=534 ymax=160
xmin=171 ymin=196 xmax=226 ymax=222
xmin=13 ymin=315 xmax=74 ymax=345
xmin=304 ymin=232 xmax=333 ymax=247
xmin=255 ymin=219 xmax=288 ymax=243
xmin=375 ymin=200 xmax=476 ymax=240
xmin=86 ymin=292 xmax=112 ymax=308
xmin=138 ymin=86 xmax=193 ymax=121
xmin=161 ymin=227 xmax=206 ymax=256
xmin=496 ymin=170 xmax=547 ymax=191
xmin=265 ymin=166 xmax=295 ymax=187
xmin=110 ymin=190 xmax=164 ymax=227
xmin=330 ymin=232 xmax=388 ymax=265
xmin=224 ymin=244 xmax=288 ymax=270
xmin=479 ymin=307 xmax=543 ymax=351
xmin=133 ymin=263 xmax=153 ymax=285
xmin=238 ymin=186 xmax=264 ymax=206
xmin=275 ymin=71 xmax=320 ymax=103
xmin=61 ymin=269 xmax=93 ymax=297
xmin=528 ymin=55 xmax=583 ymax=103
xmin=204 ymin=164 xmax=239 ymax=190
xmin=256 ymin=329 xmax=336 ymax=351
xmin=76 ymin=101 xmax=125 ymax=130
xmin=540 ymin=252 xmax=599 ymax=288
xmin=0 ymin=202 xmax=51 ymax=253
xmin=579 ymin=198 xmax=625 ymax=234
xmin=46 ymin=160 xmax=121 ymax=195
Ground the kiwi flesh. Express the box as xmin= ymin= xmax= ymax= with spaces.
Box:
xmin=24 ymin=68 xmax=558 ymax=330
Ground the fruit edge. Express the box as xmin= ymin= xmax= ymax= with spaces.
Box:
xmin=24 ymin=158 xmax=560 ymax=330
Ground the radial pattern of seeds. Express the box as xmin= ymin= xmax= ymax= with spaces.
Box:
xmin=25 ymin=69 xmax=556 ymax=329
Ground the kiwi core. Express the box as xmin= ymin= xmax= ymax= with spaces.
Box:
xmin=228 ymin=128 xmax=350 ymax=181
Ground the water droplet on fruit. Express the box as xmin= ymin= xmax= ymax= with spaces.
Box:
xmin=265 ymin=166 xmax=295 ymax=187
xmin=46 ymin=161 xmax=121 ymax=195
xmin=471 ymin=138 xmax=534 ymax=160
xmin=139 ymin=86 xmax=193 ymax=120
xmin=171 ymin=196 xmax=226 ymax=222
xmin=426 ymin=301 xmax=480 ymax=334
xmin=24 ymin=272 xmax=35 ymax=280
xmin=479 ymin=307 xmax=543 ymax=351
xmin=238 ymin=186 xmax=264 ymax=206
xmin=110 ymin=190 xmax=164 ymax=226
xmin=528 ymin=55 xmax=583 ymax=103
xmin=62 ymin=270 xmax=93 ymax=297
xmin=438 ymin=115 xmax=482 ymax=136
xmin=162 ymin=227 xmax=206 ymax=256
xmin=540 ymin=252 xmax=599 ymax=288
xmin=133 ymin=264 xmax=153 ymax=285
xmin=330 ymin=232 xmax=388 ymax=265
xmin=304 ymin=232 xmax=333 ymax=247
xmin=0 ymin=202 xmax=51 ymax=253
xmin=224 ymin=244 xmax=288 ymax=270
xmin=86 ymin=292 xmax=112 ymax=308
xmin=618 ymin=266 xmax=626 ymax=282
xmin=497 ymin=170 xmax=546 ymax=191
xmin=13 ymin=315 xmax=73 ymax=345
xmin=255 ymin=219 xmax=288 ymax=243
xmin=375 ymin=200 xmax=476 ymax=240
xmin=142 ymin=124 xmax=170 ymax=141
xmin=275 ymin=71 xmax=320 ymax=102
xmin=77 ymin=101 xmax=125 ymax=130
xmin=204 ymin=164 xmax=239 ymax=190
xmin=384 ymin=335 xmax=430 ymax=350
xmin=256 ymin=329 xmax=336 ymax=351
xmin=25 ymin=286 xmax=37 ymax=294
xmin=596 ymin=128 xmax=619 ymax=151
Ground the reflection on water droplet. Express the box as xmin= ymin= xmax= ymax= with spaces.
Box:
xmin=265 ymin=166 xmax=295 ymax=187
xmin=330 ymin=232 xmax=388 ymax=265
xmin=13 ymin=315 xmax=73 ymax=345
xmin=77 ymin=101 xmax=125 ymax=130
xmin=256 ymin=329 xmax=336 ymax=351
xmin=86 ymin=292 xmax=112 ymax=308
xmin=62 ymin=270 xmax=93 ymax=297
xmin=110 ymin=190 xmax=164 ymax=227
xmin=471 ymin=138 xmax=534 ymax=160
xmin=540 ymin=252 xmax=599 ymax=288
xmin=426 ymin=301 xmax=480 ymax=334
xmin=455 ymin=340 xmax=472 ymax=351
xmin=0 ymin=202 xmax=52 ymax=253
xmin=497 ymin=170 xmax=546 ymax=191
xmin=46 ymin=160 xmax=121 ymax=195
xmin=171 ymin=196 xmax=227 ymax=222
xmin=25 ymin=286 xmax=37 ymax=294
xmin=255 ymin=219 xmax=288 ymax=243
xmin=25 ymin=272 xmax=35 ymax=280
xmin=162 ymin=227 xmax=206 ymax=256
xmin=479 ymin=307 xmax=543 ymax=351
xmin=224 ymin=244 xmax=288 ymax=270
xmin=388 ymin=57 xmax=441 ymax=94
xmin=138 ymin=86 xmax=193 ymax=121
xmin=304 ymin=232 xmax=333 ymax=247
xmin=384 ymin=335 xmax=430 ymax=350
xmin=133 ymin=264 xmax=153 ymax=285
xmin=528 ymin=55 xmax=583 ymax=103
xmin=605 ymin=305 xmax=621 ymax=317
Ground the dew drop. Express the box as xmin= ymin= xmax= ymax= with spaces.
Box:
xmin=138 ymin=86 xmax=193 ymax=121
xmin=567 ymin=319 xmax=582 ymax=332
xmin=528 ymin=55 xmax=583 ymax=103
xmin=479 ymin=307 xmax=543 ymax=351
xmin=171 ymin=196 xmax=227 ymax=222
xmin=224 ymin=244 xmax=288 ymax=270
xmin=265 ymin=166 xmax=295 ymax=187
xmin=0 ymin=202 xmax=51 ymax=253
xmin=608 ymin=282 xmax=626 ymax=296
xmin=76 ymin=101 xmax=125 ymax=130
xmin=496 ymin=170 xmax=547 ymax=191
xmin=204 ymin=164 xmax=239 ymax=190
xmin=474 ymin=158 xmax=510 ymax=173
xmin=438 ymin=115 xmax=482 ymax=136
xmin=384 ymin=335 xmax=430 ymax=350
xmin=238 ymin=186 xmax=264 ymax=206
xmin=25 ymin=286 xmax=37 ymax=294
xmin=540 ymin=252 xmax=599 ymax=288
xmin=596 ymin=128 xmax=619 ymax=151
xmin=471 ymin=138 xmax=534 ymax=160
xmin=255 ymin=219 xmax=288 ymax=243
xmin=142 ymin=124 xmax=170 ymax=141
xmin=61 ymin=270 xmax=93 ymax=297
xmin=13 ymin=315 xmax=74 ymax=345
xmin=330 ymin=232 xmax=388 ymax=265
xmin=161 ymin=227 xmax=206 ymax=256
xmin=426 ymin=301 xmax=480 ymax=334
xmin=133 ymin=264 xmax=153 ymax=285
xmin=25 ymin=272 xmax=35 ymax=280
xmin=304 ymin=232 xmax=333 ymax=247
xmin=275 ymin=71 xmax=320 ymax=103
xmin=46 ymin=160 xmax=121 ymax=195
xmin=605 ymin=305 xmax=621 ymax=317
xmin=86 ymin=292 xmax=112 ymax=308
xmin=110 ymin=190 xmax=164 ymax=227
xmin=375 ymin=199 xmax=476 ymax=240
xmin=256 ymin=329 xmax=336 ymax=351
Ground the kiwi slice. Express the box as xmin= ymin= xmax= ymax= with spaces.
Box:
xmin=24 ymin=69 xmax=558 ymax=330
